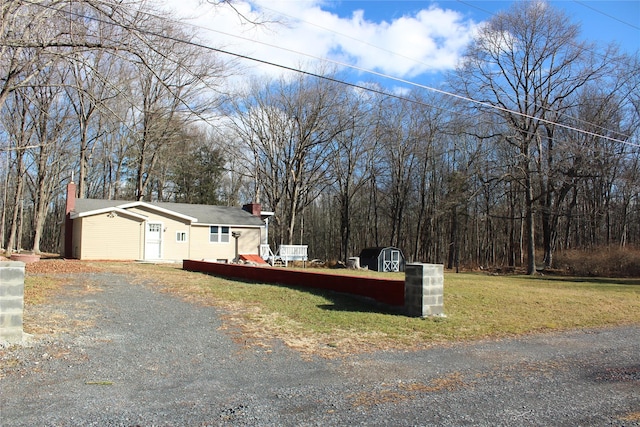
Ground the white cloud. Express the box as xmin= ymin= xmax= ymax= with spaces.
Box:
xmin=157 ymin=0 xmax=477 ymax=82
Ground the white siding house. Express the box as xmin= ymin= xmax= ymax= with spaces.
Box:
xmin=63 ymin=183 xmax=266 ymax=262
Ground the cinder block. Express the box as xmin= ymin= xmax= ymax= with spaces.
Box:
xmin=404 ymin=263 xmax=444 ymax=318
xmin=424 ymin=304 xmax=444 ymax=316
xmin=0 ymin=297 xmax=24 ymax=311
xmin=422 ymin=295 xmax=440 ymax=306
xmin=428 ymin=285 xmax=444 ymax=296
xmin=0 ymin=262 xmax=25 ymax=344
xmin=0 ymin=262 xmax=25 ymax=281
xmin=0 ymin=283 xmax=24 ymax=297
xmin=0 ymin=312 xmax=23 ymax=329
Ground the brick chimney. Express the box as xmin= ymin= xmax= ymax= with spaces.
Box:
xmin=242 ymin=203 xmax=261 ymax=217
xmin=65 ymin=181 xmax=76 ymax=214
xmin=64 ymin=181 xmax=77 ymax=258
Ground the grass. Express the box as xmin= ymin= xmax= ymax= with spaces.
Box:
xmin=444 ymin=274 xmax=640 ymax=335
xmin=24 ymin=275 xmax=68 ymax=305
xmin=87 ymin=262 xmax=640 ymax=357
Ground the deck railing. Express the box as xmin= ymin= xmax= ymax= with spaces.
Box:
xmin=260 ymin=244 xmax=273 ymax=260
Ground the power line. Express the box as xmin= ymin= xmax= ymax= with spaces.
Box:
xmin=455 ymin=0 xmax=637 ymax=139
xmin=13 ymin=0 xmax=640 ymax=150
xmin=573 ymin=0 xmax=640 ymax=31
xmin=191 ymin=1 xmax=637 ymax=144
xmin=162 ymin=3 xmax=638 ymax=148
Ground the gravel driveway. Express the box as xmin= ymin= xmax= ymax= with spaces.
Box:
xmin=1 ymin=271 xmax=638 ymax=426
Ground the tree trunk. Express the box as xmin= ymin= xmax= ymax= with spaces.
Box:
xmin=31 ymin=145 xmax=52 ymax=254
xmin=525 ymin=170 xmax=536 ymax=275
xmin=339 ymin=191 xmax=350 ymax=261
xmin=447 ymin=205 xmax=458 ymax=270
xmin=5 ymin=152 xmax=25 ymax=256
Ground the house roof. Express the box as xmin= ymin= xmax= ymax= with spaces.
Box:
xmin=72 ymin=199 xmax=264 ymax=227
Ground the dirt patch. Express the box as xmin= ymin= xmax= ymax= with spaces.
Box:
xmin=221 ymin=307 xmax=421 ymax=359
xmin=13 ymin=261 xmax=105 ymax=362
xmin=620 ymin=412 xmax=640 ymax=422
xmin=347 ymin=372 xmax=466 ymax=407
xmin=591 ymin=365 xmax=640 ymax=383
xmin=25 ymin=259 xmax=105 ymax=274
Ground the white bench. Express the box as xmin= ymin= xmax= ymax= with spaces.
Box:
xmin=261 ymin=244 xmax=308 ymax=267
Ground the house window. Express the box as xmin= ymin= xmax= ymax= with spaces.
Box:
xmin=210 ymin=226 xmax=230 ymax=243
xmin=176 ymin=231 xmax=187 ymax=242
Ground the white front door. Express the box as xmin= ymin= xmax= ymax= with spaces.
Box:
xmin=145 ymin=222 xmax=162 ymax=260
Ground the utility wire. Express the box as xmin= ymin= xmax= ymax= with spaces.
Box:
xmin=157 ymin=3 xmax=639 ymax=148
xmin=573 ymin=0 xmax=640 ymax=30
xmin=193 ymin=1 xmax=637 ymax=144
xmin=456 ymin=0 xmax=637 ymax=139
xmin=14 ymin=0 xmax=640 ymax=149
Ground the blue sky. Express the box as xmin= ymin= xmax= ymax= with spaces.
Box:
xmin=163 ymin=0 xmax=639 ymax=90
xmin=324 ymin=1 xmax=639 ymax=51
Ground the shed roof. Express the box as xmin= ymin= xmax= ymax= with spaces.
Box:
xmin=359 ymin=247 xmax=403 ymax=258
xmin=72 ymin=199 xmax=264 ymax=227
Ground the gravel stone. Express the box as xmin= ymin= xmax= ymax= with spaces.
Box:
xmin=1 ymin=271 xmax=638 ymax=426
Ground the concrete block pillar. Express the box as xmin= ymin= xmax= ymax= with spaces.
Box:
xmin=0 ymin=261 xmax=26 ymax=343
xmin=405 ymin=263 xmax=444 ymax=317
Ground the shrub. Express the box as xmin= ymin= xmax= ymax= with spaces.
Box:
xmin=554 ymin=246 xmax=640 ymax=277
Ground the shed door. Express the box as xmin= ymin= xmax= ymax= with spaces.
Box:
xmin=383 ymin=250 xmax=400 ymax=272
xmin=145 ymin=222 xmax=162 ymax=260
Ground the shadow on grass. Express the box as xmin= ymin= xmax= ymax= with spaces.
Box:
xmin=316 ymin=300 xmax=406 ymax=316
xmin=309 ymin=289 xmax=406 ymax=316
xmin=258 ymin=279 xmax=407 ymax=316
xmin=194 ymin=271 xmax=407 ymax=316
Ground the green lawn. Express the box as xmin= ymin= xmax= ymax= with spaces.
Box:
xmin=97 ymin=263 xmax=640 ymax=356
xmin=24 ymin=262 xmax=640 ymax=356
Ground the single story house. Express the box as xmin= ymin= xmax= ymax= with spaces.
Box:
xmin=63 ymin=182 xmax=268 ymax=262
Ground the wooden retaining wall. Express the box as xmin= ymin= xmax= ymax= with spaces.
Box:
xmin=182 ymin=259 xmax=405 ymax=307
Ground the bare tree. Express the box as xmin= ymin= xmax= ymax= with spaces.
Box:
xmin=124 ymin=17 xmax=227 ymax=201
xmin=409 ymin=91 xmax=449 ymax=263
xmin=375 ymin=96 xmax=421 ymax=249
xmin=1 ymin=0 xmax=138 ymax=112
xmin=328 ymin=89 xmax=376 ymax=260
xmin=65 ymin=46 xmax=123 ymax=198
xmin=27 ymin=70 xmax=74 ymax=254
xmin=1 ymin=89 xmax=32 ymax=254
xmin=227 ymin=74 xmax=347 ymax=245
xmin=453 ymin=1 xmax=616 ymax=274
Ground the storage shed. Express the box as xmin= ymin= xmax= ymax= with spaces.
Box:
xmin=358 ymin=247 xmax=405 ymax=272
